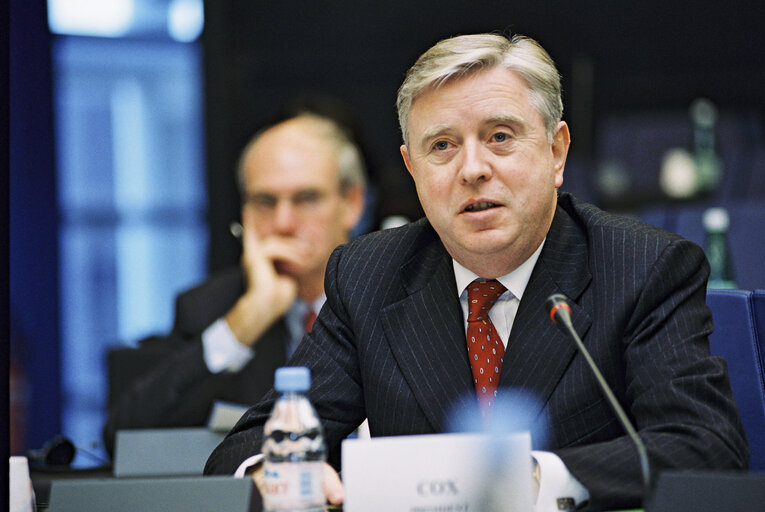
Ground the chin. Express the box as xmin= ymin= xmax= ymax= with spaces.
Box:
xmin=465 ymin=228 xmax=516 ymax=250
xmin=446 ymin=237 xmax=509 ymax=263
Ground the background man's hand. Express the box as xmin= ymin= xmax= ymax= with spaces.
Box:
xmin=224 ymin=208 xmax=307 ymax=346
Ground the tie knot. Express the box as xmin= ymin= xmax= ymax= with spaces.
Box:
xmin=467 ymin=279 xmax=507 ymax=321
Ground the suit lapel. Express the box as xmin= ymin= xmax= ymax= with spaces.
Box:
xmin=499 ymin=204 xmax=592 ymax=420
xmin=378 ymin=203 xmax=593 ymax=431
xmin=380 ymin=227 xmax=477 ymax=431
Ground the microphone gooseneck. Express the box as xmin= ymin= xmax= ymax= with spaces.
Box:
xmin=545 ymin=294 xmax=651 ymax=495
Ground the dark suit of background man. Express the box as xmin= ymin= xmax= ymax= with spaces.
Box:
xmin=204 ymin=33 xmax=748 ymax=511
xmin=103 ymin=112 xmax=367 ymax=455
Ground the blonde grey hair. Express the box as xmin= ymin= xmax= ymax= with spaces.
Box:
xmin=237 ymin=113 xmax=367 ymax=197
xmin=396 ymin=33 xmax=563 ymax=146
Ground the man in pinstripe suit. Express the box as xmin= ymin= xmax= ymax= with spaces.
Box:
xmin=205 ymin=34 xmax=748 ymax=511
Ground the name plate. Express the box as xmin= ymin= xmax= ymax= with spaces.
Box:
xmin=48 ymin=476 xmax=258 ymax=512
xmin=114 ymin=428 xmax=226 ymax=477
xmin=342 ymin=432 xmax=533 ymax=512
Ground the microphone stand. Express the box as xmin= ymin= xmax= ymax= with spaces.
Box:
xmin=546 ymin=294 xmax=651 ymax=494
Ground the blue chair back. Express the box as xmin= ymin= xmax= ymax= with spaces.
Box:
xmin=752 ymin=290 xmax=765 ymax=373
xmin=706 ymin=289 xmax=765 ymax=471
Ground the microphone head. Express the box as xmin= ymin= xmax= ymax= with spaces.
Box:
xmin=545 ymin=293 xmax=572 ymax=324
xmin=27 ymin=435 xmax=76 ymax=467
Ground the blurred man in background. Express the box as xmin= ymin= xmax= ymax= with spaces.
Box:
xmin=103 ymin=109 xmax=366 ymax=455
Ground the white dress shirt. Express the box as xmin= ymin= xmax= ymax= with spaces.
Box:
xmin=201 ymin=296 xmax=325 ymax=374
xmin=452 ymin=240 xmax=589 ymax=511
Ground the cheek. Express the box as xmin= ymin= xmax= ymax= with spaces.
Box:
xmin=414 ymin=187 xmax=445 ymax=223
xmin=252 ymin=220 xmax=273 ymax=238
xmin=298 ymin=217 xmax=324 ymax=240
xmin=509 ymin=153 xmax=556 ymax=196
xmin=307 ymin=206 xmax=345 ymax=240
xmin=415 ymin=172 xmax=450 ymax=204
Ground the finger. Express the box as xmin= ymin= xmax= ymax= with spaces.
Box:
xmin=241 ymin=207 xmax=259 ymax=252
xmin=251 ymin=466 xmax=265 ymax=493
xmin=259 ymin=236 xmax=313 ymax=274
xmin=241 ymin=211 xmax=264 ymax=273
xmin=260 ymin=235 xmax=312 ymax=261
xmin=323 ymin=463 xmax=344 ymax=505
xmin=241 ymin=211 xmax=286 ymax=287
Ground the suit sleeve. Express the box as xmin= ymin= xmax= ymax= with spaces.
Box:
xmin=103 ymin=332 xmax=232 ymax=456
xmin=102 ymin=279 xmax=245 ymax=457
xmin=554 ymin=238 xmax=749 ymax=510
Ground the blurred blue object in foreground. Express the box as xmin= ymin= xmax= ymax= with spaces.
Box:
xmin=446 ymin=390 xmax=548 ymax=450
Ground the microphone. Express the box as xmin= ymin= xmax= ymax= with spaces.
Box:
xmin=545 ymin=294 xmax=651 ymax=493
xmin=27 ymin=435 xmax=76 ymax=467
xmin=27 ymin=435 xmax=111 ymax=468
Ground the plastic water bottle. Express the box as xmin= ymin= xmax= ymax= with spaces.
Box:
xmin=262 ymin=366 xmax=326 ymax=511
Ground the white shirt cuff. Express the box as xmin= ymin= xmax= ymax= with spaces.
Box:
xmin=234 ymin=454 xmax=264 ymax=478
xmin=532 ymin=450 xmax=590 ymax=512
xmin=202 ymin=318 xmax=255 ymax=373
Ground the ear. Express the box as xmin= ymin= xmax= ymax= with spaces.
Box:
xmin=400 ymin=144 xmax=414 ymax=178
xmin=551 ymin=121 xmax=571 ymax=189
xmin=341 ymin=184 xmax=366 ymax=231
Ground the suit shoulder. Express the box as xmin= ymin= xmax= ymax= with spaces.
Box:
xmin=339 ymin=218 xmax=435 ymax=262
xmin=559 ymin=192 xmax=689 ymax=247
xmin=556 ymin=193 xmax=708 ymax=293
xmin=327 ymin=218 xmax=440 ymax=287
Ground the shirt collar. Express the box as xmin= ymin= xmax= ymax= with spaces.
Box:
xmin=452 ymin=238 xmax=546 ymax=300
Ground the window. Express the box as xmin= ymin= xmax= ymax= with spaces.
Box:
xmin=49 ymin=0 xmax=207 ymax=465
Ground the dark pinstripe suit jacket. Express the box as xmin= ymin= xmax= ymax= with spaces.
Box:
xmin=204 ymin=193 xmax=748 ymax=511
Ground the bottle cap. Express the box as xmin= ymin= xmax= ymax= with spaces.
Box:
xmin=703 ymin=207 xmax=729 ymax=233
xmin=274 ymin=366 xmax=311 ymax=392
xmin=690 ymin=98 xmax=718 ymax=128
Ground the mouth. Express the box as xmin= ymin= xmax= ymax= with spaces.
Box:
xmin=461 ymin=200 xmax=501 ymax=213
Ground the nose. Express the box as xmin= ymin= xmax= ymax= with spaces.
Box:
xmin=273 ymin=199 xmax=298 ymax=234
xmin=458 ymin=140 xmax=492 ymax=185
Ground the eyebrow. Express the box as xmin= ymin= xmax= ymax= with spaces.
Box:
xmin=246 ymin=187 xmax=324 ymax=198
xmin=417 ymin=124 xmax=452 ymax=152
xmin=415 ymin=113 xmax=529 ymax=152
xmin=484 ymin=113 xmax=526 ymax=130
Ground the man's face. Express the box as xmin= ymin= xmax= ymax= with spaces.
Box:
xmin=400 ymin=67 xmax=570 ymax=276
xmin=241 ymin=117 xmax=363 ymax=280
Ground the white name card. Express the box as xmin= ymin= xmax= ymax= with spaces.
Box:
xmin=342 ymin=432 xmax=533 ymax=512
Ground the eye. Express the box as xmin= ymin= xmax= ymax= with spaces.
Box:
xmin=433 ymin=140 xmax=450 ymax=151
xmin=492 ymin=132 xmax=509 ymax=142
xmin=247 ymin=194 xmax=276 ymax=209
xmin=293 ymin=190 xmax=322 ymax=205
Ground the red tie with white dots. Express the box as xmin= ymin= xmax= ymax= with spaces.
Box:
xmin=466 ymin=279 xmax=507 ymax=413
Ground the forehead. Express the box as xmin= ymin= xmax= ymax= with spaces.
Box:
xmin=243 ymin=120 xmax=340 ymax=192
xmin=408 ymin=67 xmax=541 ymax=136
